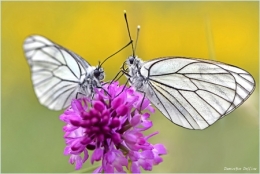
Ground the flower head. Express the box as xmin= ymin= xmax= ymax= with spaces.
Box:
xmin=60 ymin=82 xmax=167 ymax=173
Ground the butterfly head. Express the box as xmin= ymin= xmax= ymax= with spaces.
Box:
xmin=126 ymin=55 xmax=143 ymax=68
xmin=126 ymin=55 xmax=139 ymax=67
xmin=124 ymin=55 xmax=144 ymax=79
xmin=93 ymin=66 xmax=105 ymax=81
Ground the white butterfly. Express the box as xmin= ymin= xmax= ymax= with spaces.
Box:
xmin=23 ymin=35 xmax=105 ymax=111
xmin=123 ymin=55 xmax=255 ymax=129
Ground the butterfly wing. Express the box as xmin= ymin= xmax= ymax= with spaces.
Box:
xmin=140 ymin=57 xmax=255 ymax=129
xmin=23 ymin=35 xmax=91 ymax=110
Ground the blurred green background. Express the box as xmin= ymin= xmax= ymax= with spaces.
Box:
xmin=2 ymin=1 xmax=259 ymax=173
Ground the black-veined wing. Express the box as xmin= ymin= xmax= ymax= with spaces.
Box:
xmin=23 ymin=35 xmax=103 ymax=111
xmin=126 ymin=56 xmax=255 ymax=130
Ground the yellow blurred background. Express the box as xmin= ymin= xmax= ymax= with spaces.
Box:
xmin=2 ymin=1 xmax=259 ymax=173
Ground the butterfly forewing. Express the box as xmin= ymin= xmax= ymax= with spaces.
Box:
xmin=23 ymin=35 xmax=90 ymax=110
xmin=137 ymin=57 xmax=255 ymax=129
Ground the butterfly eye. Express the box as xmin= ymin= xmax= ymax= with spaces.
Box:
xmin=94 ymin=69 xmax=101 ymax=78
xmin=128 ymin=56 xmax=135 ymax=64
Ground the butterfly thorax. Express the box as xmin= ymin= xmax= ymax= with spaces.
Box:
xmin=126 ymin=56 xmax=148 ymax=90
xmin=80 ymin=66 xmax=104 ymax=96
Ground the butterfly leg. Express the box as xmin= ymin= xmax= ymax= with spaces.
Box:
xmin=76 ymin=91 xmax=86 ymax=99
xmin=135 ymin=89 xmax=147 ymax=112
xmin=96 ymin=85 xmax=111 ymax=98
xmin=114 ymin=78 xmax=131 ymax=98
xmin=109 ymin=62 xmax=129 ymax=86
xmin=109 ymin=70 xmax=124 ymax=86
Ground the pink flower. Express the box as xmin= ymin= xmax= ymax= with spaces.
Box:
xmin=60 ymin=82 xmax=167 ymax=173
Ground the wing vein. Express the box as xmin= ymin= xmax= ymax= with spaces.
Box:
xmin=155 ymin=85 xmax=198 ymax=129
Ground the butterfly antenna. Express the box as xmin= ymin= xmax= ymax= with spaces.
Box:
xmin=134 ymin=25 xmax=140 ymax=55
xmin=100 ymin=40 xmax=132 ymax=67
xmin=124 ymin=10 xmax=135 ymax=57
xmin=98 ymin=61 xmax=101 ymax=68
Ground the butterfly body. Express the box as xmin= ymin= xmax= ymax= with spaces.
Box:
xmin=126 ymin=56 xmax=146 ymax=89
xmin=79 ymin=66 xmax=104 ymax=97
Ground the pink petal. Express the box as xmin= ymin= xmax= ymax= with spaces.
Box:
xmin=93 ymin=166 xmax=103 ymax=173
xmin=93 ymin=101 xmax=105 ymax=111
xmin=116 ymin=105 xmax=129 ymax=116
xmin=91 ymin=148 xmax=103 ymax=164
xmin=131 ymin=162 xmax=141 ymax=173
xmin=154 ymin=144 xmax=167 ymax=155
